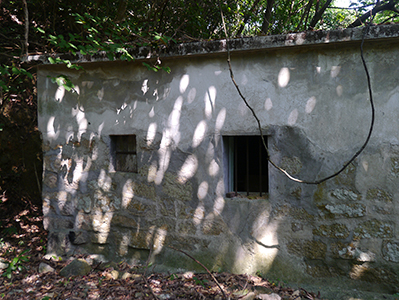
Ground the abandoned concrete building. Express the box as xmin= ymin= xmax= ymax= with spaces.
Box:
xmin=35 ymin=24 xmax=399 ymax=293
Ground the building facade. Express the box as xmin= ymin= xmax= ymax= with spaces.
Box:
xmin=36 ymin=25 xmax=399 ymax=292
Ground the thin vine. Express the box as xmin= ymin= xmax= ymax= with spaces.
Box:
xmin=219 ymin=3 xmax=376 ymax=185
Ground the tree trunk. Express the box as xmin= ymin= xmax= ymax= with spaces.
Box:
xmin=261 ymin=0 xmax=275 ymax=34
xmin=308 ymin=0 xmax=333 ymax=29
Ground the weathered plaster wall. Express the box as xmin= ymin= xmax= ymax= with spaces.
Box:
xmin=37 ymin=26 xmax=399 ymax=293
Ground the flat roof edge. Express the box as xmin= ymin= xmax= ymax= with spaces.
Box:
xmin=26 ymin=24 xmax=399 ymax=65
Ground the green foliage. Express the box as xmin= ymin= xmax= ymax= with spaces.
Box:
xmin=193 ymin=276 xmax=208 ymax=288
xmin=2 ymin=249 xmax=30 ymax=279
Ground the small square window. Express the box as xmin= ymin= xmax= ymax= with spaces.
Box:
xmin=111 ymin=135 xmax=137 ymax=173
xmin=223 ymin=136 xmax=268 ymax=196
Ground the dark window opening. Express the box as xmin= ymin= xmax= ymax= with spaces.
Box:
xmin=111 ymin=135 xmax=137 ymax=173
xmin=223 ymin=136 xmax=268 ymax=196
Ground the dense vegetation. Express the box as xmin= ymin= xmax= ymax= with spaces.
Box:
xmin=1 ymin=0 xmax=399 ymax=212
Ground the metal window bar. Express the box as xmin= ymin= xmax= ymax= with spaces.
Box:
xmin=246 ymin=137 xmax=249 ymax=196
xmin=259 ymin=136 xmax=262 ymax=197
xmin=232 ymin=136 xmax=267 ymax=197
xmin=234 ymin=138 xmax=238 ymax=196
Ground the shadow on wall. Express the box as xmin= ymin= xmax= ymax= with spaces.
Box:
xmin=41 ymin=57 xmax=398 ymax=294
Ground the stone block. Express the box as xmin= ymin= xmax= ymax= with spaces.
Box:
xmin=320 ymin=203 xmax=365 ymax=218
xmin=128 ymin=229 xmax=152 ymax=250
xmin=354 ymin=219 xmax=394 ymax=239
xmin=134 ymin=183 xmax=157 ymax=201
xmin=43 ymin=172 xmax=58 ymax=189
xmin=57 ymin=191 xmax=76 ymax=216
xmin=111 ymin=214 xmax=140 ymax=228
xmin=202 ymin=214 xmax=228 ymax=236
xmin=330 ymin=189 xmax=360 ymax=201
xmin=391 ymin=157 xmax=399 ymax=177
xmin=92 ymin=232 xmax=110 ymax=244
xmin=287 ymin=239 xmax=326 ymax=259
xmin=164 ymin=234 xmax=210 ymax=252
xmin=290 ymin=208 xmax=315 ymax=223
xmin=176 ymin=201 xmax=195 ymax=219
xmin=91 ymin=210 xmax=113 ymax=232
xmin=366 ymin=188 xmax=393 ymax=202
xmin=60 ymin=259 xmax=91 ymax=277
xmin=75 ymin=212 xmax=93 ymax=231
xmin=177 ymin=220 xmax=197 ymax=235
xmin=159 ymin=197 xmax=175 ymax=216
xmin=70 ymin=231 xmax=90 ymax=244
xmin=313 ymin=223 xmax=350 ymax=239
xmin=382 ymin=241 xmax=399 ymax=262
xmin=44 ymin=216 xmax=74 ymax=230
xmin=280 ymin=156 xmax=302 ymax=175
xmin=349 ymin=264 xmax=399 ymax=289
xmin=77 ymin=195 xmax=92 ymax=213
xmin=94 ymin=191 xmax=120 ymax=212
xmin=162 ymin=172 xmax=192 ymax=202
xmin=44 ymin=155 xmax=62 ymax=172
xmin=331 ymin=241 xmax=376 ymax=262
xmin=304 ymin=240 xmax=327 ymax=259
xmin=127 ymin=199 xmax=156 ymax=217
xmin=287 ymin=239 xmax=304 ymax=257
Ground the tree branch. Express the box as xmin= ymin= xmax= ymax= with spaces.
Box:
xmin=308 ymin=0 xmax=333 ymax=29
xmin=348 ymin=0 xmax=399 ymax=28
xmin=22 ymin=0 xmax=29 ymax=56
xmin=296 ymin=0 xmax=314 ymax=31
xmin=261 ymin=0 xmax=275 ymax=34
xmin=236 ymin=0 xmax=261 ymax=36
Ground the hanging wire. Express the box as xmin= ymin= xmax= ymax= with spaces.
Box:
xmin=219 ymin=2 xmax=376 ymax=184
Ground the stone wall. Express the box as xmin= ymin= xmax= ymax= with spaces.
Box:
xmin=37 ymin=25 xmax=399 ymax=293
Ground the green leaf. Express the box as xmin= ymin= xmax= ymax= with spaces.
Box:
xmin=143 ymin=62 xmax=158 ymax=72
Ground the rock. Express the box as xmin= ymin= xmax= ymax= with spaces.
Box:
xmin=241 ymin=291 xmax=256 ymax=300
xmin=257 ymin=293 xmax=281 ymax=300
xmin=105 ymin=270 xmax=119 ymax=280
xmin=98 ymin=261 xmax=118 ymax=271
xmin=38 ymin=262 xmax=55 ymax=274
xmin=59 ymin=258 xmax=91 ymax=277
xmin=0 ymin=258 xmax=9 ymax=270
xmin=121 ymin=272 xmax=132 ymax=280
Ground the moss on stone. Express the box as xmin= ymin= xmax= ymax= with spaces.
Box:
xmin=177 ymin=220 xmax=197 ymax=235
xmin=126 ymin=199 xmax=156 ymax=217
xmin=287 ymin=239 xmax=303 ymax=257
xmin=330 ymin=241 xmax=347 ymax=259
xmin=111 ymin=214 xmax=140 ymax=228
xmin=391 ymin=157 xmax=399 ymax=177
xmin=304 ymin=240 xmax=327 ymax=259
xmin=162 ymin=172 xmax=193 ymax=202
xmin=333 ymin=163 xmax=356 ymax=186
xmin=354 ymin=219 xmax=394 ymax=239
xmin=281 ymin=156 xmax=302 ymax=175
xmin=202 ymin=214 xmax=227 ymax=236
xmin=319 ymin=203 xmax=365 ymax=218
xmin=290 ymin=208 xmax=315 ymax=223
xmin=159 ymin=197 xmax=175 ymax=217
xmin=366 ymin=188 xmax=393 ymax=203
xmin=313 ymin=223 xmax=350 ymax=239
xmin=313 ymin=182 xmax=327 ymax=203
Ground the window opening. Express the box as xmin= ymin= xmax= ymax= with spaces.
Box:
xmin=223 ymin=136 xmax=268 ymax=196
xmin=111 ymin=135 xmax=137 ymax=173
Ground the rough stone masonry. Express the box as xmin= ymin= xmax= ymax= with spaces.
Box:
xmin=34 ymin=24 xmax=399 ymax=293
